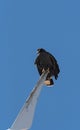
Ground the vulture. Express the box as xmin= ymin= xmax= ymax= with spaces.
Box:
xmin=34 ymin=48 xmax=60 ymax=86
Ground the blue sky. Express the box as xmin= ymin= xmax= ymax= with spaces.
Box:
xmin=0 ymin=0 xmax=80 ymax=130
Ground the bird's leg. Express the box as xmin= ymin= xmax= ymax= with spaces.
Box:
xmin=47 ymin=68 xmax=50 ymax=73
xmin=42 ymin=68 xmax=45 ymax=73
xmin=42 ymin=68 xmax=50 ymax=73
xmin=43 ymin=68 xmax=50 ymax=85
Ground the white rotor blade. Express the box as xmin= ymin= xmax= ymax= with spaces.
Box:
xmin=8 ymin=71 xmax=48 ymax=130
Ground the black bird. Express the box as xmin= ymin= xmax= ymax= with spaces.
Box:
xmin=34 ymin=48 xmax=60 ymax=86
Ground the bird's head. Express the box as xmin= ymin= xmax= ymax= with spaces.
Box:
xmin=37 ymin=48 xmax=46 ymax=54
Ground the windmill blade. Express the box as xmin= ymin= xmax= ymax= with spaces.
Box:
xmin=8 ymin=71 xmax=48 ymax=130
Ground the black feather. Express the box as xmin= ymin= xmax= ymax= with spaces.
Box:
xmin=35 ymin=48 xmax=60 ymax=85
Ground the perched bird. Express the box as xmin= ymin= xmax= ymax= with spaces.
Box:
xmin=34 ymin=48 xmax=60 ymax=86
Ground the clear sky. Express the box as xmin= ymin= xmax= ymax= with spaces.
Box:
xmin=0 ymin=0 xmax=80 ymax=130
